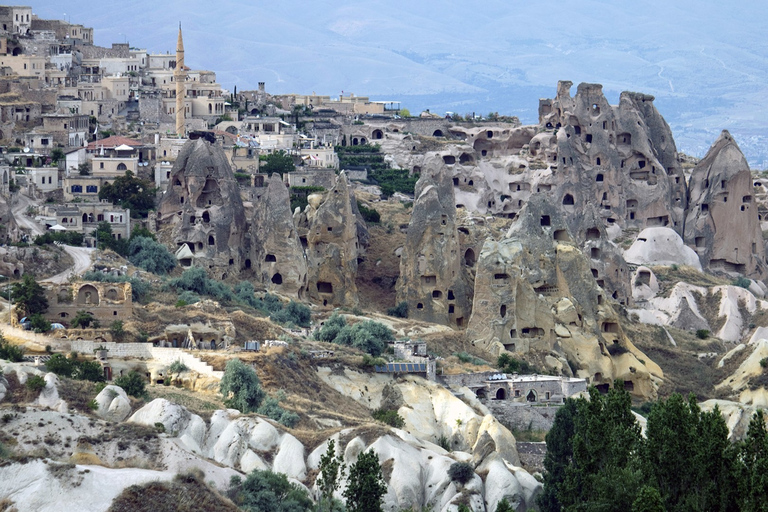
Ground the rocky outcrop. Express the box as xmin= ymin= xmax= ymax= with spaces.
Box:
xmin=306 ymin=172 xmax=360 ymax=307
xmin=397 ymin=156 xmax=472 ymax=327
xmin=157 ymin=137 xmax=247 ymax=279
xmin=624 ymin=227 xmax=702 ymax=270
xmin=250 ymin=174 xmax=308 ymax=298
xmin=94 ymin=384 xmax=131 ymax=422
xmin=466 ymin=196 xmax=661 ymax=399
xmin=684 ymin=130 xmax=766 ymax=279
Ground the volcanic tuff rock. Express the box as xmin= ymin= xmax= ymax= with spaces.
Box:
xmin=157 ymin=138 xmax=246 ymax=279
xmin=397 ymin=156 xmax=472 ymax=327
xmin=467 ymin=196 xmax=661 ymax=399
xmin=306 ymin=171 xmax=360 ymax=307
xmin=250 ymin=173 xmax=308 ymax=298
xmin=684 ymin=130 xmax=766 ymax=279
xmin=624 ymin=227 xmax=702 ymax=270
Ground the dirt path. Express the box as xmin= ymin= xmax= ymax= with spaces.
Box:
xmin=11 ymin=192 xmax=44 ymax=236
xmin=41 ymin=245 xmax=95 ymax=284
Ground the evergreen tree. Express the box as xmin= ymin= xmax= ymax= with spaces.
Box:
xmin=219 ymin=358 xmax=265 ymax=413
xmin=343 ymin=450 xmax=387 ymax=512
xmin=632 ymin=486 xmax=665 ymax=512
xmin=317 ymin=439 xmax=345 ymax=512
xmin=537 ymin=399 xmax=577 ymax=512
xmin=738 ymin=409 xmax=768 ymax=512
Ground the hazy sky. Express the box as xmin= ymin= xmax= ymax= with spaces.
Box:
xmin=29 ymin=1 xmax=768 ymax=165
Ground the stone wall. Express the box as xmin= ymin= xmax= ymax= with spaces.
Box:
xmin=486 ymin=401 xmax=562 ymax=432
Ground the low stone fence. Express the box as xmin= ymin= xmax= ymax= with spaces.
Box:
xmin=69 ymin=340 xmax=223 ymax=379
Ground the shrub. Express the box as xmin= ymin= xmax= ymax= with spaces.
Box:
xmin=169 ymin=360 xmax=188 ymax=373
xmin=228 ymin=469 xmax=312 ymax=512
xmin=314 ymin=313 xmax=347 ymax=343
xmin=269 ymin=300 xmax=311 ymax=328
xmin=497 ymin=352 xmax=535 ymax=374
xmin=0 ymin=335 xmax=23 ymax=362
xmin=447 ymin=461 xmax=475 ymax=485
xmin=733 ymin=276 xmax=751 ymax=289
xmin=761 ymin=358 xmax=768 ymax=369
xmin=455 ymin=352 xmax=486 ymax=365
xmin=177 ymin=290 xmax=200 ymax=305
xmin=607 ymin=344 xmax=629 ymax=356
xmin=25 ymin=374 xmax=46 ymax=392
xmin=257 ymin=393 xmax=300 ymax=428
xmin=128 ymin=236 xmax=176 ymax=274
xmin=220 ymin=359 xmax=265 ymax=413
xmin=372 ymin=408 xmax=404 ymax=428
xmin=696 ymin=329 xmax=710 ymax=340
xmin=87 ymin=399 xmax=99 ymax=411
xmin=71 ymin=310 xmax=96 ymax=329
xmin=357 ymin=202 xmax=381 ymax=223
xmin=437 ymin=435 xmax=451 ymax=452
xmin=387 ymin=301 xmax=408 ymax=318
xmin=114 ymin=371 xmax=147 ymax=398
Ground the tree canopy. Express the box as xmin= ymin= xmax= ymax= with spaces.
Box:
xmin=11 ymin=274 xmax=48 ymax=318
xmin=260 ymin=150 xmax=295 ymax=174
xmin=343 ymin=450 xmax=387 ymax=512
xmin=128 ymin=236 xmax=176 ymax=275
xmin=219 ymin=358 xmax=265 ymax=413
xmin=98 ymin=170 xmax=157 ymax=218
xmin=539 ymin=383 xmax=765 ymax=512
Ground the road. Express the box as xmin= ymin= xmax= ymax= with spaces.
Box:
xmin=11 ymin=192 xmax=44 ymax=236
xmin=41 ymin=245 xmax=95 ymax=284
xmin=10 ymin=192 xmax=95 ymax=283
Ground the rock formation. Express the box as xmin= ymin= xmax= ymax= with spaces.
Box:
xmin=157 ymin=137 xmax=246 ymax=279
xmin=250 ymin=174 xmax=308 ymax=298
xmin=397 ymin=155 xmax=472 ymax=327
xmin=624 ymin=227 xmax=702 ymax=270
xmin=684 ymin=130 xmax=766 ymax=279
xmin=466 ymin=195 xmax=661 ymax=399
xmin=306 ymin=172 xmax=360 ymax=307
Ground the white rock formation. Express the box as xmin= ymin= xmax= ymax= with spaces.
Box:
xmin=94 ymin=385 xmax=132 ymax=422
xmin=624 ymin=227 xmax=702 ymax=270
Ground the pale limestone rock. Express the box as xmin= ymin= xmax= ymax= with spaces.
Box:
xmin=94 ymin=385 xmax=131 ymax=422
xmin=624 ymin=227 xmax=702 ymax=270
xmin=36 ymin=373 xmax=67 ymax=414
xmin=128 ymin=398 xmax=197 ymax=436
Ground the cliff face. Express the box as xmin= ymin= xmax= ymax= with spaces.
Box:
xmin=685 ymin=130 xmax=766 ymax=279
xmin=157 ymin=138 xmax=246 ymax=278
xmin=306 ymin=172 xmax=360 ymax=307
xmin=397 ymin=155 xmax=472 ymax=327
xmin=466 ymin=195 xmax=661 ymax=399
xmin=250 ymin=174 xmax=308 ymax=298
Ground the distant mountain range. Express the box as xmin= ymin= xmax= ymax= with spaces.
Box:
xmin=34 ymin=0 xmax=768 ymax=167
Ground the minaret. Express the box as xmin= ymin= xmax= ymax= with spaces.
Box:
xmin=175 ymin=23 xmax=186 ymax=137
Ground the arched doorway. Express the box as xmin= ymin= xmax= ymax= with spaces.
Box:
xmin=495 ymin=388 xmax=506 ymax=400
xmin=526 ymin=390 xmax=537 ymax=402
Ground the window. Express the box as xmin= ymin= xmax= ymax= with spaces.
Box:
xmin=71 ymin=185 xmax=82 ymax=192
xmin=117 ymin=163 xmax=127 ymax=171
xmin=100 ymin=162 xmax=104 ymax=169
xmin=41 ymin=138 xmax=48 ymax=145
xmin=86 ymin=185 xmax=97 ymax=193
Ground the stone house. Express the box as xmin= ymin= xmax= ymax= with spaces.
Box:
xmin=42 ymin=112 xmax=88 ymax=147
xmin=45 ymin=281 xmax=132 ymax=326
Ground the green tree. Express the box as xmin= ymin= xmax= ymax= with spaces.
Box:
xmin=738 ymin=409 xmax=768 ymax=511
xmin=78 ymin=162 xmax=91 ymax=176
xmin=632 ymin=486 xmax=666 ymax=512
xmin=29 ymin=313 xmax=51 ymax=333
xmin=45 ymin=353 xmax=74 ymax=377
xmin=0 ymin=334 xmax=23 ymax=362
xmin=11 ymin=274 xmax=48 ymax=318
xmin=343 ymin=450 xmax=387 ymax=512
xmin=94 ymin=221 xmax=129 ymax=255
xmin=229 ymin=470 xmax=312 ymax=512
xmin=220 ymin=358 xmax=265 ymax=413
xmin=559 ymin=384 xmax=643 ymax=511
xmin=317 ymin=439 xmax=346 ymax=512
xmin=110 ymin=320 xmax=125 ymax=341
xmin=98 ymin=170 xmax=158 ymax=218
xmin=71 ymin=310 xmax=96 ymax=328
xmin=399 ymin=108 xmax=410 ymax=118
xmin=641 ymin=394 xmax=736 ymax=511
xmin=537 ymin=398 xmax=578 ymax=512
xmin=114 ymin=370 xmax=146 ymax=398
xmin=128 ymin=236 xmax=176 ymax=274
xmin=260 ymin=150 xmax=295 ymax=174
xmin=495 ymin=498 xmax=514 ymax=512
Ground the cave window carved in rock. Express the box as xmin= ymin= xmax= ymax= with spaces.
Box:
xmin=317 ymin=282 xmax=333 ymax=294
xmin=271 ymin=273 xmax=282 ymax=285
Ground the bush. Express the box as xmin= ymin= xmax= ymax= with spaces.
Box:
xmin=455 ymin=352 xmax=486 ymax=365
xmin=71 ymin=310 xmax=96 ymax=329
xmin=387 ymin=301 xmax=408 ymax=318
xmin=220 ymin=359 xmax=265 ymax=413
xmin=733 ymin=276 xmax=751 ymax=289
xmin=372 ymin=408 xmax=404 ymax=428
xmin=314 ymin=313 xmax=347 ymax=343
xmin=270 ymin=300 xmax=311 ymax=328
xmin=761 ymin=358 xmax=768 ymax=369
xmin=357 ymin=202 xmax=381 ymax=223
xmin=114 ymin=371 xmax=147 ymax=398
xmin=696 ymin=329 xmax=710 ymax=340
xmin=257 ymin=392 xmax=299 ymax=428
xmin=228 ymin=469 xmax=312 ymax=512
xmin=128 ymin=236 xmax=176 ymax=275
xmin=607 ymin=343 xmax=629 ymax=356
xmin=169 ymin=360 xmax=188 ymax=373
xmin=34 ymin=231 xmax=85 ymax=247
xmin=25 ymin=374 xmax=46 ymax=392
xmin=437 ymin=435 xmax=451 ymax=452
xmin=497 ymin=352 xmax=535 ymax=374
xmin=0 ymin=335 xmax=23 ymax=362
xmin=447 ymin=461 xmax=475 ymax=485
